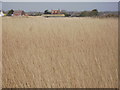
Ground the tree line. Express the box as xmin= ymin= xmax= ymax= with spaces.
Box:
xmin=5 ymin=9 xmax=118 ymax=17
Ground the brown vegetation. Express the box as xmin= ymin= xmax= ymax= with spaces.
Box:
xmin=2 ymin=16 xmax=118 ymax=88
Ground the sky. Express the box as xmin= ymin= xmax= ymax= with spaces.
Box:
xmin=1 ymin=0 xmax=120 ymax=2
xmin=2 ymin=2 xmax=118 ymax=12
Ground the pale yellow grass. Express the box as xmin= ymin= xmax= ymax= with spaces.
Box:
xmin=2 ymin=16 xmax=118 ymax=88
xmin=0 ymin=17 xmax=2 ymax=89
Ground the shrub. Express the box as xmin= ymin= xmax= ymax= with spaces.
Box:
xmin=44 ymin=10 xmax=51 ymax=14
xmin=7 ymin=9 xmax=14 ymax=16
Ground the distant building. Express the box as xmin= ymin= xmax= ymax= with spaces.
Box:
xmin=51 ymin=10 xmax=61 ymax=14
xmin=42 ymin=9 xmax=65 ymax=17
xmin=25 ymin=14 xmax=29 ymax=16
xmin=13 ymin=10 xmax=25 ymax=16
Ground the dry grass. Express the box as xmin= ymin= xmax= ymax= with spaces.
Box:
xmin=0 ymin=17 xmax=2 ymax=89
xmin=2 ymin=16 xmax=118 ymax=88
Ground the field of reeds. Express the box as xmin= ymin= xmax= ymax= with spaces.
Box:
xmin=2 ymin=16 xmax=118 ymax=88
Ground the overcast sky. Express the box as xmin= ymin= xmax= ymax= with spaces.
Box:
xmin=2 ymin=2 xmax=118 ymax=12
xmin=1 ymin=0 xmax=120 ymax=2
